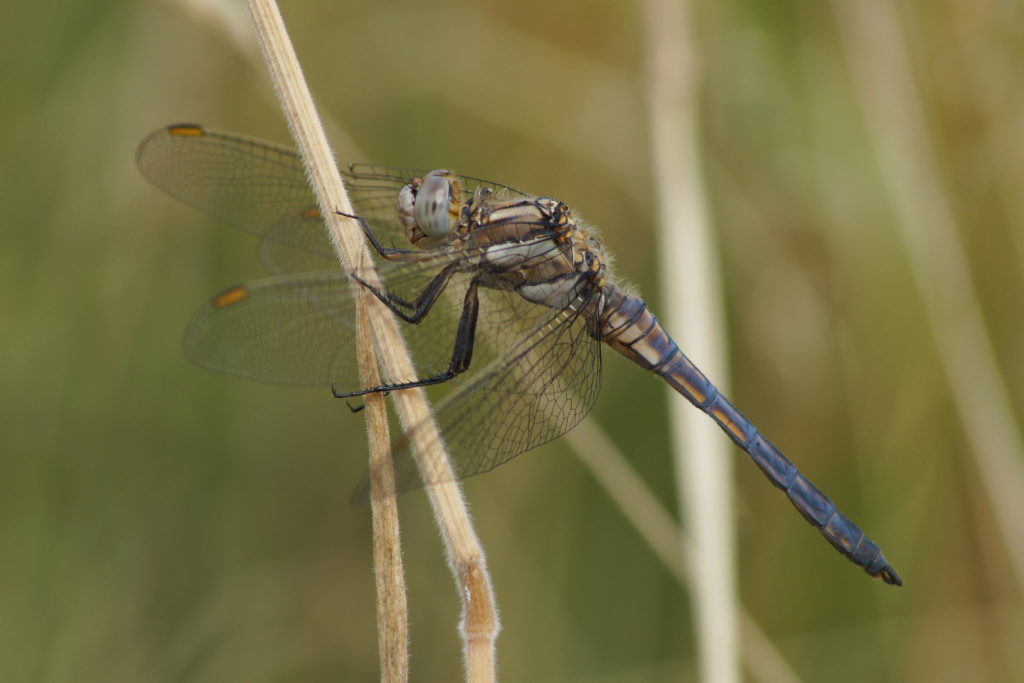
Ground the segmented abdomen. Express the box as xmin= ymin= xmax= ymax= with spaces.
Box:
xmin=596 ymin=287 xmax=901 ymax=584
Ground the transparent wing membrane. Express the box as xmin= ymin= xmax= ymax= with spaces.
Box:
xmin=136 ymin=125 xmax=532 ymax=275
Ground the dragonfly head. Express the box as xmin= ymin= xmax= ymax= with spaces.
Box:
xmin=398 ymin=170 xmax=463 ymax=247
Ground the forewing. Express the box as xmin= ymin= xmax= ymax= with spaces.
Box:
xmin=136 ymin=125 xmax=534 ymax=274
xmin=137 ymin=125 xmax=316 ymax=241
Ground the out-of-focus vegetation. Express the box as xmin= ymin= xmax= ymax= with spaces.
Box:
xmin=1 ymin=0 xmax=1022 ymax=680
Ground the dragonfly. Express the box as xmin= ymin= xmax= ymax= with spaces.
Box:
xmin=137 ymin=124 xmax=902 ymax=586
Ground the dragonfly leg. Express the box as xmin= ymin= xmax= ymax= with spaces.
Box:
xmin=333 ymin=278 xmax=482 ymax=398
xmin=337 ymin=210 xmax=420 ymax=260
xmin=351 ymin=262 xmax=459 ymax=323
xmin=345 ymin=391 xmax=392 ymax=413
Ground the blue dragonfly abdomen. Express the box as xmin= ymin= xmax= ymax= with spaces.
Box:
xmin=597 ymin=287 xmax=902 ymax=585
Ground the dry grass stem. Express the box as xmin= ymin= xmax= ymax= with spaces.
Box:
xmin=356 ymin=292 xmax=409 ymax=682
xmin=643 ymin=0 xmax=740 ymax=681
xmin=245 ymin=0 xmax=499 ymax=679
xmin=833 ymin=0 xmax=1024 ymax=592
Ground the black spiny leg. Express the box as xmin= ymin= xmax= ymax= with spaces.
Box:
xmin=337 ymin=210 xmax=419 ymax=260
xmin=345 ymin=391 xmax=391 ymax=413
xmin=333 ymin=278 xmax=483 ymax=398
xmin=351 ymin=262 xmax=460 ymax=323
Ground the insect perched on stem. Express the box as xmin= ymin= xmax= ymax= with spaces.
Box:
xmin=138 ymin=123 xmax=902 ymax=585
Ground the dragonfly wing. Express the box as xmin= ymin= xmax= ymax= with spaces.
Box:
xmin=137 ymin=125 xmax=316 ymax=240
xmin=137 ymin=125 xmax=535 ymax=275
xmin=183 ymin=271 xmax=358 ymax=387
xmin=258 ymin=207 xmax=343 ymax=274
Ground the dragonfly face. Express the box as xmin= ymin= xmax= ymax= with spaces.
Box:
xmin=397 ymin=169 xmax=464 ymax=247
xmin=137 ymin=123 xmax=901 ymax=585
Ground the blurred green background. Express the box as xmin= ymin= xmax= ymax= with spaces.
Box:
xmin=2 ymin=0 xmax=1022 ymax=680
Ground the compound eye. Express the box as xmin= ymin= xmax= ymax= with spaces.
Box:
xmin=414 ymin=171 xmax=457 ymax=238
